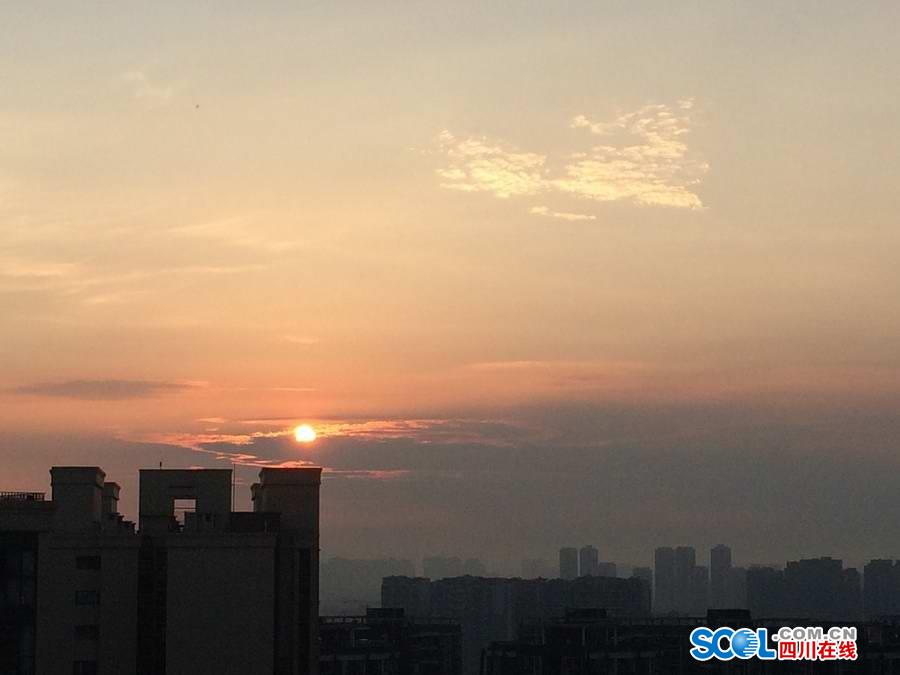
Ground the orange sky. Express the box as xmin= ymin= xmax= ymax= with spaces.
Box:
xmin=3 ymin=2 xmax=900 ymax=569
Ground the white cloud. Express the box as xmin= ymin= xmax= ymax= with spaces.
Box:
xmin=436 ymin=99 xmax=707 ymax=213
xmin=435 ymin=131 xmax=546 ymax=198
xmin=529 ymin=206 xmax=596 ymax=222
xmin=121 ymin=70 xmax=179 ymax=105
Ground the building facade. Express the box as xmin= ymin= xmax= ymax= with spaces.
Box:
xmin=383 ymin=574 xmax=650 ymax=675
xmin=320 ymin=608 xmax=461 ymax=675
xmin=558 ymin=548 xmax=578 ymax=581
xmin=0 ymin=465 xmax=321 ymax=675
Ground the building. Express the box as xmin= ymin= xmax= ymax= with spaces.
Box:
xmin=482 ymin=609 xmax=900 ymax=675
xmin=653 ymin=547 xmax=675 ymax=614
xmin=0 ymin=465 xmax=321 ymax=675
xmin=864 ymin=559 xmax=900 ymax=618
xmin=383 ymin=574 xmax=649 ymax=675
xmin=727 ymin=565 xmax=747 ymax=608
xmin=320 ymin=608 xmax=461 ymax=675
xmin=520 ymin=559 xmax=554 ymax=580
xmin=785 ymin=557 xmax=862 ymax=620
xmin=630 ymin=567 xmax=653 ymax=611
xmin=577 ymin=546 xmax=598 ymax=577
xmin=596 ymin=562 xmax=617 ymax=578
xmin=558 ymin=548 xmax=578 ymax=581
xmin=320 ymin=557 xmax=416 ymax=615
xmin=673 ymin=546 xmax=696 ymax=614
xmin=746 ymin=566 xmax=787 ymax=619
xmin=709 ymin=544 xmax=731 ymax=609
xmin=689 ymin=565 xmax=709 ymax=615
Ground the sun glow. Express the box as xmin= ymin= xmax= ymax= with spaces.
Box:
xmin=293 ymin=424 xmax=317 ymax=443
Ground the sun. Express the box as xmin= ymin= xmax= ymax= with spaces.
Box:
xmin=293 ymin=424 xmax=317 ymax=443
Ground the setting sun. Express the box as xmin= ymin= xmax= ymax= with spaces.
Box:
xmin=293 ymin=424 xmax=317 ymax=443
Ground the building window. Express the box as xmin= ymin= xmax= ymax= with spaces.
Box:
xmin=173 ymin=498 xmax=196 ymax=527
xmin=72 ymin=661 xmax=98 ymax=675
xmin=76 ymin=556 xmax=101 ymax=570
xmin=75 ymin=625 xmax=99 ymax=641
xmin=74 ymin=590 xmax=100 ymax=606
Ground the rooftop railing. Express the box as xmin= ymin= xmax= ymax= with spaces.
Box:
xmin=0 ymin=491 xmax=46 ymax=501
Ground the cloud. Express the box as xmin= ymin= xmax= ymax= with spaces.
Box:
xmin=559 ymin=99 xmax=707 ymax=208
xmin=529 ymin=206 xmax=596 ymax=222
xmin=121 ymin=70 xmax=179 ymax=105
xmin=12 ymin=379 xmax=194 ymax=400
xmin=113 ymin=401 xmax=900 ymax=567
xmin=435 ymin=99 xmax=707 ymax=213
xmin=435 ymin=131 xmax=546 ymax=198
xmin=169 ymin=217 xmax=303 ymax=253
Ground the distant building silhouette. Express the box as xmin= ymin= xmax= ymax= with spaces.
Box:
xmin=690 ymin=564 xmax=709 ymax=615
xmin=0 ymin=465 xmax=321 ymax=675
xmin=631 ymin=566 xmax=653 ymax=610
xmin=746 ymin=565 xmax=787 ymax=618
xmin=483 ymin=608 xmax=900 ymax=674
xmin=597 ymin=561 xmax=617 ymax=578
xmin=558 ymin=547 xmax=578 ymax=580
xmin=631 ymin=566 xmax=652 ymax=586
xmin=864 ymin=559 xmax=900 ymax=618
xmin=783 ymin=557 xmax=862 ymax=620
xmin=653 ymin=547 xmax=676 ymax=614
xmin=423 ymin=556 xmax=487 ymax=580
xmin=320 ymin=557 xmax=415 ymax=615
xmin=424 ymin=556 xmax=466 ymax=580
xmin=709 ymin=544 xmax=731 ymax=608
xmin=673 ymin=546 xmax=696 ymax=614
xmin=728 ymin=565 xmax=748 ymax=608
xmin=320 ymin=608 xmax=461 ymax=675
xmin=383 ymin=574 xmax=649 ymax=675
xmin=520 ymin=558 xmax=554 ymax=579
xmin=578 ymin=545 xmax=598 ymax=577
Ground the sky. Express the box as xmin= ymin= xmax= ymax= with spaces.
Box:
xmin=2 ymin=1 xmax=900 ymax=573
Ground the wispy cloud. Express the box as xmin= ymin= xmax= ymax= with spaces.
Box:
xmin=435 ymin=99 xmax=707 ymax=213
xmin=169 ymin=217 xmax=303 ymax=253
xmin=12 ymin=379 xmax=195 ymax=400
xmin=435 ymin=131 xmax=546 ymax=198
xmin=529 ymin=206 xmax=596 ymax=222
xmin=121 ymin=70 xmax=180 ymax=105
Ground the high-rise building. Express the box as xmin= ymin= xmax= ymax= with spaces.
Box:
xmin=710 ymin=544 xmax=732 ymax=609
xmin=728 ymin=566 xmax=748 ymax=608
xmin=0 ymin=465 xmax=321 ymax=675
xmin=784 ymin=557 xmax=860 ymax=620
xmin=673 ymin=546 xmax=696 ymax=614
xmin=864 ymin=559 xmax=900 ymax=618
xmin=559 ymin=547 xmax=578 ymax=580
xmin=653 ymin=547 xmax=675 ymax=614
xmin=578 ymin=545 xmax=599 ymax=577
xmin=383 ymin=574 xmax=650 ymax=675
xmin=597 ymin=562 xmax=617 ymax=578
xmin=746 ymin=566 xmax=786 ymax=618
xmin=631 ymin=567 xmax=653 ymax=609
xmin=690 ymin=565 xmax=709 ymax=615
xmin=631 ymin=566 xmax=653 ymax=585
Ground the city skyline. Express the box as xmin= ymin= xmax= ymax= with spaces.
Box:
xmin=4 ymin=2 xmax=900 ymax=570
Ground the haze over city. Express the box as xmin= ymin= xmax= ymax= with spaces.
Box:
xmin=3 ymin=2 xmax=900 ymax=573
